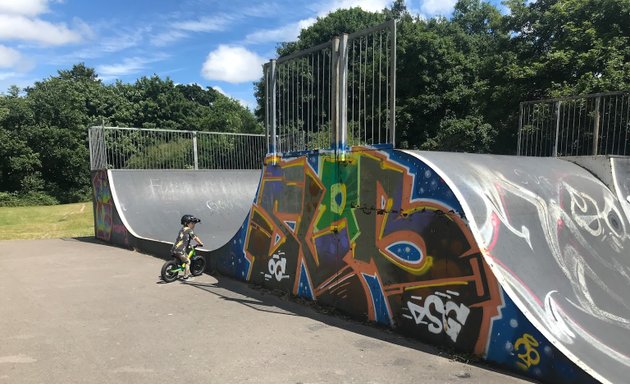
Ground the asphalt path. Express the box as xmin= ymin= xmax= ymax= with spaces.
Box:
xmin=0 ymin=238 xmax=534 ymax=384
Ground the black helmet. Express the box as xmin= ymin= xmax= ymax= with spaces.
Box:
xmin=181 ymin=214 xmax=201 ymax=225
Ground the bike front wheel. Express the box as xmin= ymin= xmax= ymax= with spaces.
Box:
xmin=161 ymin=260 xmax=180 ymax=283
xmin=190 ymin=256 xmax=206 ymax=276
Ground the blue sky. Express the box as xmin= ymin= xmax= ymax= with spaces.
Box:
xmin=0 ymin=0 xmax=505 ymax=110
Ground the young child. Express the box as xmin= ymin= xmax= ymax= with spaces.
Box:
xmin=171 ymin=214 xmax=204 ymax=280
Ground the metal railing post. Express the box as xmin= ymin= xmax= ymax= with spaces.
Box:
xmin=331 ymin=36 xmax=340 ymax=152
xmin=553 ymin=101 xmax=561 ymax=157
xmin=593 ymin=96 xmax=601 ymax=155
xmin=337 ymin=34 xmax=349 ymax=154
xmin=192 ymin=131 xmax=199 ymax=170
xmin=264 ymin=62 xmax=270 ymax=155
xmin=88 ymin=127 xmax=94 ymax=170
xmin=389 ymin=19 xmax=397 ymax=148
xmin=270 ymin=60 xmax=278 ymax=163
xmin=517 ymin=102 xmax=523 ymax=156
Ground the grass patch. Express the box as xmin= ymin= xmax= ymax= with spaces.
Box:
xmin=0 ymin=202 xmax=94 ymax=240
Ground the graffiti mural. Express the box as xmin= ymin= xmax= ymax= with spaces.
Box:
xmin=91 ymin=146 xmax=605 ymax=382
xmin=224 ymin=148 xmax=504 ymax=355
xmin=486 ymin=292 xmax=592 ymax=383
xmin=465 ymin=163 xmax=630 ymax=358
xmin=92 ymin=171 xmax=113 ymax=241
xmin=409 ymin=151 xmax=629 ymax=384
xmin=91 ymin=171 xmax=130 ymax=246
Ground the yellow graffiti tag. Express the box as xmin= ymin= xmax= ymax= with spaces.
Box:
xmin=515 ymin=333 xmax=540 ymax=370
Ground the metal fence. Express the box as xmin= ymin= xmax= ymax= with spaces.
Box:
xmin=265 ymin=41 xmax=334 ymax=153
xmin=264 ymin=19 xmax=396 ymax=154
xmin=518 ymin=91 xmax=630 ymax=157
xmin=88 ymin=126 xmax=266 ymax=170
xmin=346 ymin=22 xmax=396 ymax=147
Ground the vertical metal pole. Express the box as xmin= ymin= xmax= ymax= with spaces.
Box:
xmin=270 ymin=60 xmax=277 ymax=162
xmin=593 ymin=96 xmax=601 ymax=156
xmin=100 ymin=120 xmax=106 ymax=169
xmin=331 ymin=36 xmax=340 ymax=151
xmin=264 ymin=62 xmax=270 ymax=155
xmin=624 ymin=93 xmax=630 ymax=156
xmin=192 ymin=131 xmax=198 ymax=170
xmin=517 ymin=102 xmax=523 ymax=155
xmin=388 ymin=19 xmax=397 ymax=148
xmin=88 ymin=127 xmax=94 ymax=170
xmin=337 ymin=34 xmax=349 ymax=154
xmin=553 ymin=101 xmax=561 ymax=157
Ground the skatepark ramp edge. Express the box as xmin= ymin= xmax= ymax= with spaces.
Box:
xmin=92 ymin=146 xmax=630 ymax=384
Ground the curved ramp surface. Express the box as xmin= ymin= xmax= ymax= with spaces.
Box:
xmin=92 ymin=149 xmax=627 ymax=383
xmin=612 ymin=157 xmax=630 ymax=220
xmin=108 ymin=169 xmax=260 ymax=250
xmin=408 ymin=151 xmax=630 ymax=384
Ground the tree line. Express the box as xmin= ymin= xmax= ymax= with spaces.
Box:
xmin=1 ymin=0 xmax=628 ymax=205
xmin=0 ymin=65 xmax=260 ymax=205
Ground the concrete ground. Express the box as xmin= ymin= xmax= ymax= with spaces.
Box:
xmin=0 ymin=238 xmax=535 ymax=384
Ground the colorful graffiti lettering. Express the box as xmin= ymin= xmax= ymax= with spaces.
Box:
xmin=92 ymin=171 xmax=113 ymax=241
xmin=515 ymin=333 xmax=541 ymax=370
xmin=404 ymin=290 xmax=471 ymax=343
xmin=236 ymin=148 xmax=503 ymax=354
xmin=266 ymin=251 xmax=290 ymax=282
xmin=91 ymin=171 xmax=130 ymax=246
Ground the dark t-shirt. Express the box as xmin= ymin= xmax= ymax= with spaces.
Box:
xmin=171 ymin=226 xmax=195 ymax=255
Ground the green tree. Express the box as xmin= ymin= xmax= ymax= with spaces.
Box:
xmin=0 ymin=128 xmax=41 ymax=192
xmin=396 ymin=0 xmax=509 ymax=151
xmin=202 ymin=94 xmax=260 ymax=133
xmin=504 ymin=0 xmax=630 ymax=96
xmin=0 ymin=63 xmax=261 ymax=203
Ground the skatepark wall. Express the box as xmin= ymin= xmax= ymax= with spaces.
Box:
xmin=91 ymin=145 xmax=630 ymax=383
xmin=90 ymin=168 xmax=260 ymax=261
xmin=209 ymin=146 xmax=598 ymax=384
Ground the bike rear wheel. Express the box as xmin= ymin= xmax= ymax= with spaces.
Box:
xmin=161 ymin=260 xmax=180 ymax=282
xmin=190 ymin=256 xmax=206 ymax=276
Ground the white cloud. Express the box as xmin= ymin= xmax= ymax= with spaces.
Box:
xmin=0 ymin=45 xmax=33 ymax=72
xmin=151 ymin=30 xmax=188 ymax=47
xmin=316 ymin=0 xmax=391 ymax=16
xmin=0 ymin=71 xmax=17 ymax=80
xmin=201 ymin=45 xmax=266 ymax=83
xmin=96 ymin=57 xmax=156 ymax=81
xmin=0 ymin=45 xmax=23 ymax=68
xmin=0 ymin=14 xmax=83 ymax=45
xmin=99 ymin=29 xmax=144 ymax=53
xmin=420 ymin=0 xmax=457 ymax=16
xmin=97 ymin=59 xmax=146 ymax=78
xmin=149 ymin=13 xmax=235 ymax=47
xmin=0 ymin=0 xmax=49 ymax=17
xmin=96 ymin=54 xmax=169 ymax=80
xmin=172 ymin=14 xmax=235 ymax=33
xmin=245 ymin=18 xmax=316 ymax=44
xmin=74 ymin=29 xmax=143 ymax=58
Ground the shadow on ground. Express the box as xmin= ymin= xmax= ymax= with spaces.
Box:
xmin=181 ymin=274 xmax=535 ymax=383
xmin=71 ymin=236 xmax=535 ymax=383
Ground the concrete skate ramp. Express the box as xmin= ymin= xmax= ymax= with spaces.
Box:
xmin=612 ymin=157 xmax=630 ymax=221
xmin=108 ymin=169 xmax=260 ymax=250
xmin=408 ymin=151 xmax=630 ymax=384
xmin=564 ymin=156 xmax=630 ymax=222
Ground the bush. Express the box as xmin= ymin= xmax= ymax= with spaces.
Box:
xmin=421 ymin=115 xmax=497 ymax=153
xmin=0 ymin=191 xmax=59 ymax=207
